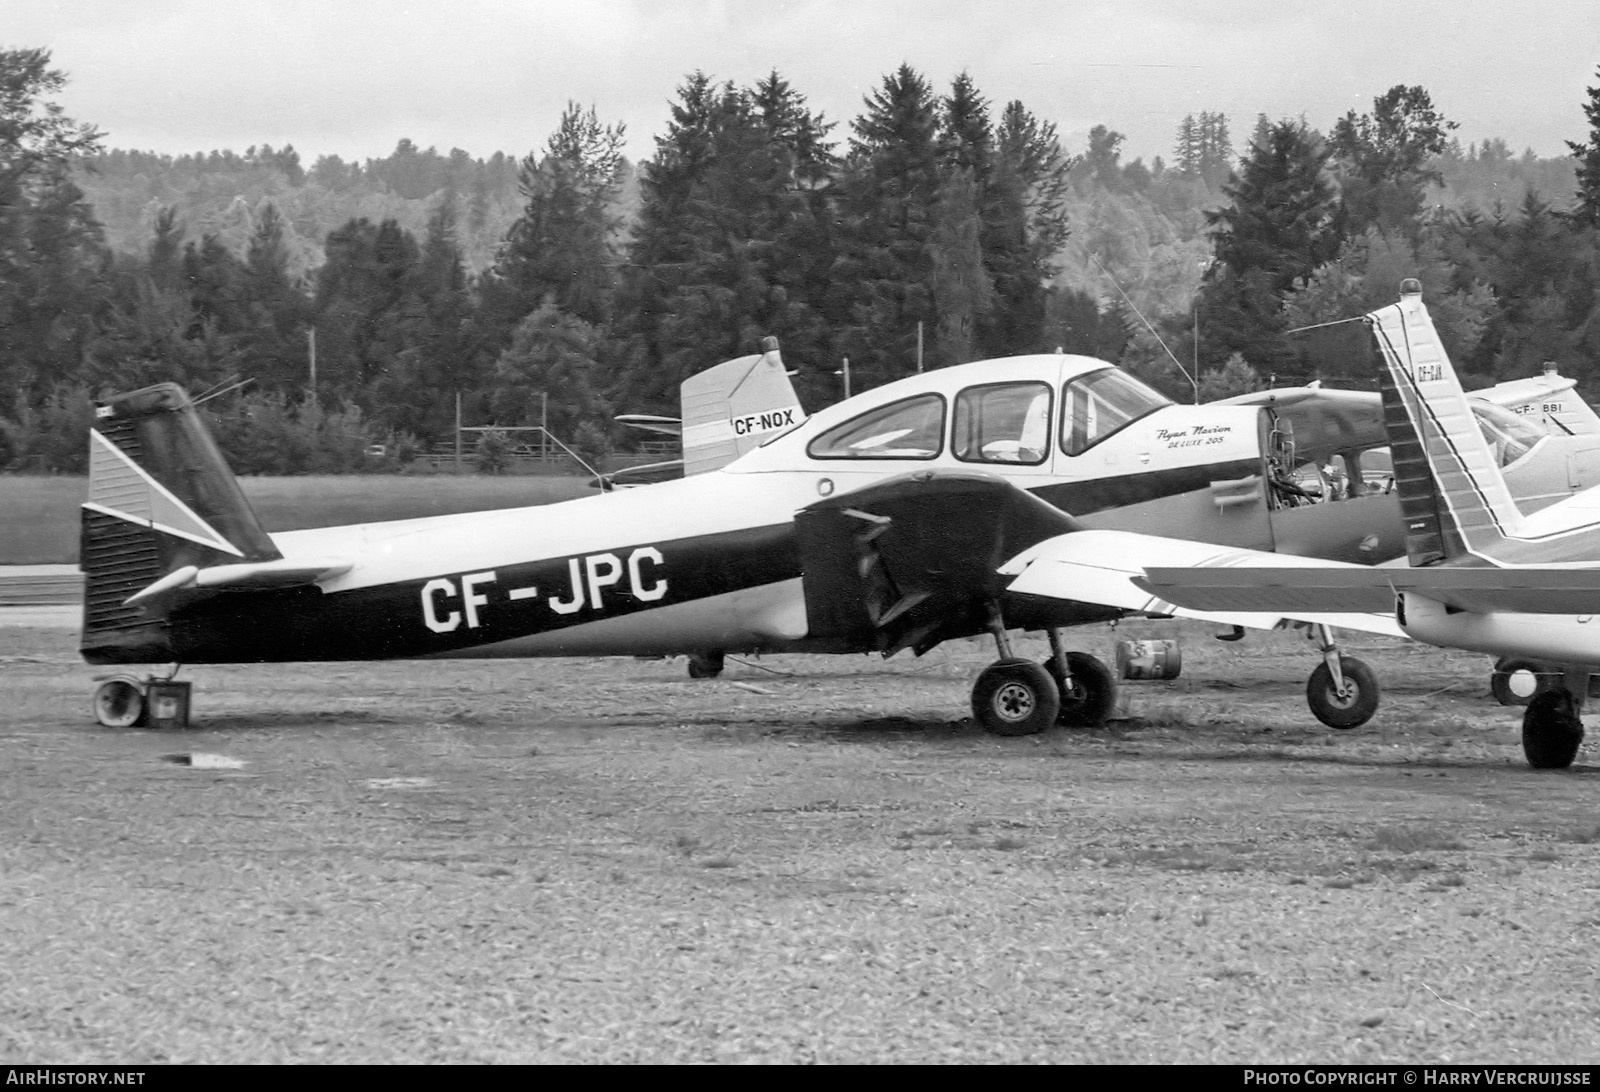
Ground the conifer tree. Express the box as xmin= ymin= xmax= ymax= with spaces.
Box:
xmin=981 ymin=100 xmax=1071 ymax=356
xmin=618 ymin=72 xmax=837 ymax=412
xmin=1175 ymin=115 xmax=1199 ymax=175
xmin=494 ymin=103 xmax=625 ymax=328
xmin=930 ymin=166 xmax=992 ymax=366
xmin=0 ymin=48 xmax=107 ymax=402
xmin=312 ymin=217 xmax=419 ymax=398
xmin=834 ymin=64 xmax=943 ymax=389
xmin=1568 ymin=66 xmax=1600 ymax=229
xmin=1197 ymin=120 xmax=1340 ymax=369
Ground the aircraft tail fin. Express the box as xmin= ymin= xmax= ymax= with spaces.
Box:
xmin=1368 ymin=283 xmax=1523 ymax=566
xmin=680 ymin=337 xmax=806 ymax=475
xmin=81 ymin=383 xmax=280 ymax=661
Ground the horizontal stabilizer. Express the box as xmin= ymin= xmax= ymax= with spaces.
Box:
xmin=1473 ymin=370 xmax=1600 ymax=436
xmin=124 ymin=557 xmax=352 ymax=605
xmin=1141 ymin=563 xmax=1600 ymax=616
xmin=614 ymin=413 xmax=682 ymax=438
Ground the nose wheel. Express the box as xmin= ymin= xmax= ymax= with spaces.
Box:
xmin=1303 ymin=625 xmax=1380 ymax=729
xmin=1306 ymin=656 xmax=1379 ymax=728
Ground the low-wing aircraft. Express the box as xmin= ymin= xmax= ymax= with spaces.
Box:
xmin=75 ymin=309 xmax=1600 ymax=738
xmin=1134 ymin=281 xmax=1600 ymax=769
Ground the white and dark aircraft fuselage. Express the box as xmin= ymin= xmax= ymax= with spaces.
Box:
xmin=78 ymin=343 xmax=1600 ymax=734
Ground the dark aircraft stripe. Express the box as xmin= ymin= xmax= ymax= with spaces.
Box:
xmin=1031 ymin=458 xmax=1260 ymax=516
xmin=151 ymin=522 xmax=801 ymax=664
xmin=86 ymin=457 xmax=1268 ymax=666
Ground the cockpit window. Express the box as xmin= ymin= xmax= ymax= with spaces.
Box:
xmin=806 ymin=393 xmax=945 ymax=460
xmin=953 ymin=382 xmax=1052 ymax=465
xmin=1472 ymin=400 xmax=1544 ymax=469
xmin=1061 ymin=368 xmax=1172 ymax=456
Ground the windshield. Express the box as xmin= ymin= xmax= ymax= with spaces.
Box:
xmin=1061 ymin=368 xmax=1172 ymax=455
xmin=1472 ymin=400 xmax=1544 ymax=468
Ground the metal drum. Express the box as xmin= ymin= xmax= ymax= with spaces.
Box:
xmin=1115 ymin=639 xmax=1182 ymax=680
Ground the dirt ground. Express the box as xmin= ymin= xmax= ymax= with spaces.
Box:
xmin=2 ymin=618 xmax=1598 ymax=1064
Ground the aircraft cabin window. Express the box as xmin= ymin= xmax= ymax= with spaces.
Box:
xmin=1472 ymin=401 xmax=1544 ymax=469
xmin=1060 ymin=368 xmax=1172 ymax=456
xmin=806 ymin=393 xmax=946 ymax=460
xmin=953 ymin=382 xmax=1053 ymax=465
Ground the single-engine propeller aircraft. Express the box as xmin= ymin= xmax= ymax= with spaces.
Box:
xmin=1132 ymin=281 xmax=1600 ymax=769
xmin=75 ymin=307 xmax=1600 ymax=737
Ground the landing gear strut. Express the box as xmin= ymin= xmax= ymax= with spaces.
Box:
xmin=1304 ymin=624 xmax=1379 ymax=729
xmin=1043 ymin=626 xmax=1116 ymax=727
xmin=1521 ymin=667 xmax=1587 ymax=769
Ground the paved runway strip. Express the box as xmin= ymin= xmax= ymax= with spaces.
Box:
xmin=0 ymin=564 xmax=81 ymax=607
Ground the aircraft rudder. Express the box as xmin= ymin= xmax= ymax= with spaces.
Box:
xmin=680 ymin=337 xmax=806 ymax=475
xmin=1368 ymin=282 xmax=1521 ymax=564
xmin=80 ymin=383 xmax=278 ymax=660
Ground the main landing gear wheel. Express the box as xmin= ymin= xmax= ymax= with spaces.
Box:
xmin=1522 ymin=688 xmax=1584 ymax=769
xmin=972 ymin=658 xmax=1060 ymax=737
xmin=1044 ymin=652 xmax=1117 ymax=727
xmin=1490 ymin=658 xmax=1552 ymax=707
xmin=1306 ymin=656 xmax=1379 ymax=729
xmin=93 ymin=678 xmax=146 ymax=728
xmin=687 ymin=651 xmax=725 ymax=679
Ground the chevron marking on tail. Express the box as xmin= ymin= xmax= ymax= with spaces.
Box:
xmin=84 ymin=429 xmax=243 ymax=557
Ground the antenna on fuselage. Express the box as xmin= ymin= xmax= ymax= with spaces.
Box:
xmin=1089 ymin=252 xmax=1199 ymax=404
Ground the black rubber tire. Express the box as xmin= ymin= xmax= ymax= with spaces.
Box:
xmin=1490 ymin=658 xmax=1551 ymax=707
xmin=1306 ymin=656 xmax=1380 ymax=729
xmin=972 ymin=658 xmax=1061 ymax=737
xmin=1044 ymin=652 xmax=1118 ymax=727
xmin=93 ymin=679 xmax=146 ymax=728
xmin=687 ymin=651 xmax=725 ymax=679
xmin=1522 ymin=688 xmax=1584 ymax=769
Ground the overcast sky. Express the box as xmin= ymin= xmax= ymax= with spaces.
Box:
xmin=9 ymin=0 xmax=1599 ymax=167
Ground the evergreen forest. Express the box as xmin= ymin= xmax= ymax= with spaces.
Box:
xmin=5 ymin=45 xmax=1600 ymax=474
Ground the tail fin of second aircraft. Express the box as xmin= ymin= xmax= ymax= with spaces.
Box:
xmin=680 ymin=337 xmax=806 ymax=475
xmin=1369 ymin=282 xmax=1525 ymax=566
xmin=81 ymin=383 xmax=281 ymax=661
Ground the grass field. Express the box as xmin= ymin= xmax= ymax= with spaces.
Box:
xmin=0 ymin=474 xmax=593 ymax=564
xmin=3 ymin=620 xmax=1598 ymax=1063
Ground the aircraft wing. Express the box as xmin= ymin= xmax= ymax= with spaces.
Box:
xmin=1140 ymin=562 xmax=1600 ymax=617
xmin=1000 ymin=529 xmax=1404 ymax=638
xmin=797 ymin=473 xmax=1404 ymax=654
